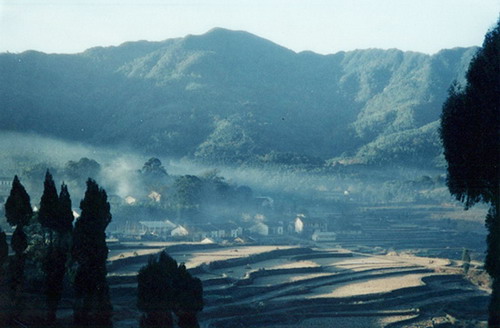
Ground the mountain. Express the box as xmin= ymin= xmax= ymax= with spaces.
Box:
xmin=0 ymin=28 xmax=477 ymax=167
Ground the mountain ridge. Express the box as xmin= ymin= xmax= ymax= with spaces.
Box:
xmin=0 ymin=28 xmax=477 ymax=167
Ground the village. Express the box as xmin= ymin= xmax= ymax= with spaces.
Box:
xmin=110 ymin=212 xmax=337 ymax=244
xmin=0 ymin=173 xmax=487 ymax=262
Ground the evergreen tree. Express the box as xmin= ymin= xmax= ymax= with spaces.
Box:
xmin=42 ymin=181 xmax=74 ymax=324
xmin=4 ymin=175 xmax=32 ymax=323
xmin=137 ymin=252 xmax=203 ymax=328
xmin=0 ymin=230 xmax=7 ymax=270
xmin=72 ymin=179 xmax=112 ymax=327
xmin=440 ymin=18 xmax=499 ymax=327
xmin=44 ymin=246 xmax=67 ymax=324
xmin=5 ymin=175 xmax=32 ymax=230
xmin=137 ymin=252 xmax=177 ymax=328
xmin=38 ymin=170 xmax=59 ymax=231
xmin=57 ymin=183 xmax=74 ymax=234
xmin=173 ymin=264 xmax=203 ymax=328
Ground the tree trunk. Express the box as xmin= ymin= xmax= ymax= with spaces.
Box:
xmin=490 ymin=278 xmax=500 ymax=328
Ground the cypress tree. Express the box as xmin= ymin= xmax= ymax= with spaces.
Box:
xmin=43 ymin=182 xmax=75 ymax=324
xmin=58 ymin=183 xmax=74 ymax=234
xmin=72 ymin=179 xmax=112 ymax=327
xmin=5 ymin=175 xmax=32 ymax=230
xmin=38 ymin=170 xmax=59 ymax=231
xmin=4 ymin=175 xmax=32 ymax=323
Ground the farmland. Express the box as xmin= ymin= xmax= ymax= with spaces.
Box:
xmin=105 ymin=241 xmax=489 ymax=328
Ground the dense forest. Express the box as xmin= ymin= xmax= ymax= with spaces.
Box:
xmin=0 ymin=28 xmax=477 ymax=168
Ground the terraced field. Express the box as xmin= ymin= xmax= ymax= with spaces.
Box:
xmin=105 ymin=242 xmax=489 ymax=328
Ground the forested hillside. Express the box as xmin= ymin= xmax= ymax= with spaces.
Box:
xmin=0 ymin=28 xmax=476 ymax=167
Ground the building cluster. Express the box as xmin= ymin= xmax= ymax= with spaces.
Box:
xmin=111 ymin=214 xmax=338 ymax=244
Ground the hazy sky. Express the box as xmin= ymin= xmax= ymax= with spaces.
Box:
xmin=0 ymin=0 xmax=498 ymax=55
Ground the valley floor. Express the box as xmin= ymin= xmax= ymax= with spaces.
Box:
xmin=106 ymin=241 xmax=489 ymax=328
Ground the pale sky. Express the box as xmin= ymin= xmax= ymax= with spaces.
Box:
xmin=0 ymin=0 xmax=498 ymax=55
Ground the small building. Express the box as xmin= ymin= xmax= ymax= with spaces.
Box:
xmin=293 ymin=216 xmax=328 ymax=234
xmin=312 ymin=231 xmax=337 ymax=242
xmin=268 ymin=221 xmax=284 ymax=235
xmin=125 ymin=196 xmax=137 ymax=205
xmin=192 ymin=224 xmax=225 ymax=240
xmin=294 ymin=217 xmax=305 ymax=234
xmin=220 ymin=222 xmax=243 ymax=238
xmin=171 ymin=225 xmax=189 ymax=237
xmin=200 ymin=237 xmax=215 ymax=244
xmin=139 ymin=220 xmax=177 ymax=237
xmin=148 ymin=191 xmax=161 ymax=202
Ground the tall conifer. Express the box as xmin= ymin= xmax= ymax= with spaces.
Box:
xmin=58 ymin=183 xmax=74 ymax=233
xmin=72 ymin=179 xmax=112 ymax=327
xmin=4 ymin=175 xmax=32 ymax=322
xmin=38 ymin=170 xmax=59 ymax=231
xmin=5 ymin=175 xmax=32 ymax=230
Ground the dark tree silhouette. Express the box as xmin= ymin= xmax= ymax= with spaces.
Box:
xmin=0 ymin=229 xmax=7 ymax=327
xmin=40 ymin=178 xmax=75 ymax=324
xmin=173 ymin=264 xmax=203 ymax=328
xmin=5 ymin=175 xmax=32 ymax=230
xmin=57 ymin=183 xmax=74 ymax=234
xmin=137 ymin=253 xmax=176 ymax=328
xmin=141 ymin=157 xmax=168 ymax=177
xmin=38 ymin=170 xmax=59 ymax=231
xmin=4 ymin=175 xmax=32 ymax=322
xmin=64 ymin=157 xmax=101 ymax=184
xmin=137 ymin=252 xmax=203 ymax=328
xmin=39 ymin=170 xmax=62 ymax=323
xmin=440 ymin=18 xmax=499 ymax=327
xmin=44 ymin=246 xmax=67 ymax=324
xmin=72 ymin=179 xmax=112 ymax=327
xmin=0 ymin=230 xmax=7 ymax=270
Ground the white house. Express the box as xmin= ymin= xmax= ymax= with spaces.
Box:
xmin=294 ymin=216 xmax=305 ymax=233
xmin=171 ymin=225 xmax=189 ymax=237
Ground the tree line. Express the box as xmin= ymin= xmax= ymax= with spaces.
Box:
xmin=0 ymin=172 xmax=203 ymax=327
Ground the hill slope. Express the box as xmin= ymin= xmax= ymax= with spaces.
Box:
xmin=0 ymin=28 xmax=477 ymax=167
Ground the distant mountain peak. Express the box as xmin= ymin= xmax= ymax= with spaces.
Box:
xmin=183 ymin=27 xmax=295 ymax=55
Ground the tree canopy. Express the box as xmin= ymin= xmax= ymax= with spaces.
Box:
xmin=57 ymin=183 xmax=74 ymax=233
xmin=440 ymin=19 xmax=499 ymax=209
xmin=137 ymin=251 xmax=203 ymax=328
xmin=38 ymin=170 xmax=59 ymax=230
xmin=5 ymin=175 xmax=32 ymax=228
xmin=72 ymin=178 xmax=113 ymax=327
xmin=440 ymin=18 xmax=500 ymax=327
